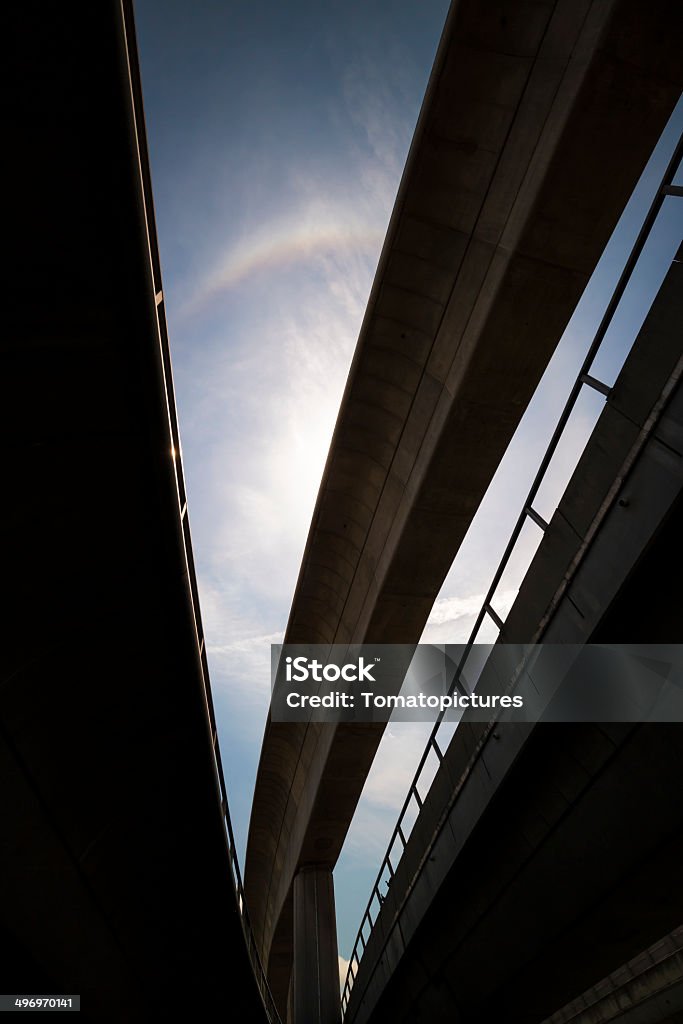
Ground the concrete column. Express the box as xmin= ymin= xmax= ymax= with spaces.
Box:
xmin=292 ymin=866 xmax=340 ymax=1024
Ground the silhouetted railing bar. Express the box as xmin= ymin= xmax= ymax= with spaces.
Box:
xmin=579 ymin=373 xmax=612 ymax=397
xmin=524 ymin=506 xmax=549 ymax=531
xmin=340 ymin=133 xmax=682 ymax=1019
xmin=484 ymin=603 xmax=505 ymax=632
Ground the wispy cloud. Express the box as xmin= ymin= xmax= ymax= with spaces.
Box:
xmin=422 ymin=588 xmax=519 ymax=644
xmin=342 ymin=49 xmax=421 ymax=188
xmin=340 ymin=723 xmax=434 ymax=863
xmin=207 ymin=631 xmax=284 ymax=694
xmin=182 ymin=202 xmax=383 ymax=315
xmin=338 ymin=955 xmax=349 ymax=993
xmin=171 ymin=71 xmax=420 ymax=729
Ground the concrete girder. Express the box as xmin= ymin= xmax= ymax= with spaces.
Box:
xmin=245 ymin=0 xmax=683 ymax=1015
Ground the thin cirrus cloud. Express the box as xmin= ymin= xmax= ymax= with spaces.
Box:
xmin=173 ymin=84 xmax=413 ymax=730
xmin=181 ymin=206 xmax=385 ymax=315
xmin=179 ymin=196 xmax=389 ymax=748
xmin=175 ymin=50 xmax=418 ymax=319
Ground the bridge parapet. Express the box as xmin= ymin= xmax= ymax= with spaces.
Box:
xmin=342 ymin=156 xmax=683 ymax=1023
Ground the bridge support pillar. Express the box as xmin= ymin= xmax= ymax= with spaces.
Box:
xmin=292 ymin=865 xmax=340 ymax=1024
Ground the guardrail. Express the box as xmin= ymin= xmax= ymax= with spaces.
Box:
xmin=340 ymin=132 xmax=682 ymax=1019
xmin=121 ymin=3 xmax=282 ymax=1021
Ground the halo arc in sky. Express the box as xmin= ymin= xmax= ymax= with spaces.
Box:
xmin=183 ymin=211 xmax=385 ymax=315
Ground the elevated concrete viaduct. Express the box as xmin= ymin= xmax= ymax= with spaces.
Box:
xmin=5 ymin=1 xmax=680 ymax=1020
xmin=244 ymin=1 xmax=683 ymax=1018
xmin=3 ymin=4 xmax=274 ymax=1020
xmin=342 ymin=249 xmax=683 ymax=1023
xmin=542 ymin=927 xmax=683 ymax=1024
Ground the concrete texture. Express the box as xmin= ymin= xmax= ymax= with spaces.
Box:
xmin=292 ymin=868 xmax=340 ymax=1024
xmin=244 ymin=0 xmax=683 ymax=1014
xmin=543 ymin=927 xmax=683 ymax=1024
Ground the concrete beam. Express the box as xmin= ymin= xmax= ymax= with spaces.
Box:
xmin=3 ymin=3 xmax=268 ymax=1018
xmin=343 ymin=256 xmax=683 ymax=1024
xmin=541 ymin=927 xmax=683 ymax=1024
xmin=245 ymin=0 xmax=683 ymax=1012
xmin=292 ymin=868 xmax=340 ymax=1024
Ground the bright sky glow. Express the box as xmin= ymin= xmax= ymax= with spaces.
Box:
xmin=135 ymin=0 xmax=682 ymax=963
xmin=134 ymin=0 xmax=451 ymax=899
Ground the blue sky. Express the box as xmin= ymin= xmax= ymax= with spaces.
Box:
xmin=134 ymin=0 xmax=451 ymax=959
xmin=134 ymin=0 xmax=682 ymax=970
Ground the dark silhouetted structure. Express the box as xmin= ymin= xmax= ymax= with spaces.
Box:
xmin=245 ymin=2 xmax=683 ymax=1020
xmin=3 ymin=3 xmax=274 ymax=1020
xmin=3 ymin=1 xmax=682 ymax=1023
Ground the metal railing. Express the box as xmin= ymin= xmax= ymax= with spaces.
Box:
xmin=340 ymin=132 xmax=682 ymax=1018
xmin=121 ymin=3 xmax=282 ymax=1020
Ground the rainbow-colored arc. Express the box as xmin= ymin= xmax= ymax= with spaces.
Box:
xmin=183 ymin=214 xmax=383 ymax=314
